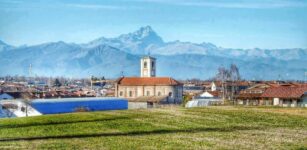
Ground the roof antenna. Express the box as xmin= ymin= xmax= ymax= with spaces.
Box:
xmin=121 ymin=71 xmax=124 ymax=77
xmin=29 ymin=64 xmax=32 ymax=77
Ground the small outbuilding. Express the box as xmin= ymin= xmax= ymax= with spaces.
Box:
xmin=199 ymin=91 xmax=219 ymax=98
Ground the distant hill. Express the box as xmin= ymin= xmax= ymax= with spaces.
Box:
xmin=0 ymin=40 xmax=14 ymax=52
xmin=0 ymin=26 xmax=306 ymax=80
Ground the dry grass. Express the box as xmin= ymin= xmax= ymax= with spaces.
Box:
xmin=0 ymin=106 xmax=306 ymax=149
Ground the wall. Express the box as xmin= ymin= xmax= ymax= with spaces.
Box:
xmin=116 ymin=85 xmax=183 ymax=103
xmin=128 ymin=102 xmax=148 ymax=109
xmin=273 ymin=98 xmax=279 ymax=106
xmin=300 ymin=95 xmax=307 ymax=107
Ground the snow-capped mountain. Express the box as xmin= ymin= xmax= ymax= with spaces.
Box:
xmin=83 ymin=26 xmax=307 ymax=61
xmin=0 ymin=26 xmax=306 ymax=80
xmin=84 ymin=26 xmax=164 ymax=54
xmin=0 ymin=40 xmax=14 ymax=52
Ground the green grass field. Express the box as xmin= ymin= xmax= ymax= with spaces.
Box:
xmin=0 ymin=106 xmax=306 ymax=149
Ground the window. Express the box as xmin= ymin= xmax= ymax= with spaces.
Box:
xmin=157 ymin=92 xmax=161 ymax=96
xmin=146 ymin=91 xmax=150 ymax=96
xmin=168 ymin=92 xmax=172 ymax=97
xmin=129 ymin=91 xmax=133 ymax=97
xmin=119 ymin=91 xmax=123 ymax=96
xmin=144 ymin=62 xmax=147 ymax=68
xmin=152 ymin=61 xmax=155 ymax=68
xmin=21 ymin=107 xmax=25 ymax=112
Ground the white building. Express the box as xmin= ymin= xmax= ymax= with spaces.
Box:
xmin=211 ymin=82 xmax=216 ymax=91
xmin=199 ymin=91 xmax=218 ymax=98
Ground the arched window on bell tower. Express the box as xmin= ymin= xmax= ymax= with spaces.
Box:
xmin=144 ymin=62 xmax=147 ymax=68
xmin=140 ymin=56 xmax=156 ymax=77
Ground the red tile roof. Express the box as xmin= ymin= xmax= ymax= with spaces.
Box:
xmin=116 ymin=77 xmax=182 ymax=86
xmin=207 ymin=91 xmax=220 ymax=97
xmin=237 ymin=93 xmax=262 ymax=98
xmin=261 ymin=86 xmax=307 ymax=99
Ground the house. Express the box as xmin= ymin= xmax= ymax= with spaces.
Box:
xmin=115 ymin=56 xmax=183 ymax=108
xmin=236 ymin=83 xmax=307 ymax=107
xmin=236 ymin=83 xmax=272 ymax=105
xmin=261 ymin=85 xmax=307 ymax=107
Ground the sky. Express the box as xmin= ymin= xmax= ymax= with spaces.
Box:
xmin=0 ymin=0 xmax=307 ymax=49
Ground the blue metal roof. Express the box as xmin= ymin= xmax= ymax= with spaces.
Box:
xmin=0 ymin=93 xmax=14 ymax=100
xmin=32 ymin=97 xmax=126 ymax=103
xmin=31 ymin=97 xmax=128 ymax=114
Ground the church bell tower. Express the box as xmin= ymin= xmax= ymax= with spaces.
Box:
xmin=140 ymin=56 xmax=156 ymax=77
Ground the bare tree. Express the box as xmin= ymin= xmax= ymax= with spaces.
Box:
xmin=215 ymin=66 xmax=231 ymax=99
xmin=21 ymin=92 xmax=32 ymax=117
xmin=230 ymin=64 xmax=241 ymax=81
xmin=229 ymin=64 xmax=241 ymax=102
xmin=215 ymin=64 xmax=241 ymax=101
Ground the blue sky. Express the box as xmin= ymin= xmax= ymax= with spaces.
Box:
xmin=0 ymin=0 xmax=306 ymax=49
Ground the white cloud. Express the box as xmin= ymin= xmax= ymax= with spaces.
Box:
xmin=179 ymin=1 xmax=307 ymax=9
xmin=65 ymin=3 xmax=142 ymax=10
xmin=0 ymin=0 xmax=23 ymax=4
xmin=128 ymin=0 xmax=307 ymax=9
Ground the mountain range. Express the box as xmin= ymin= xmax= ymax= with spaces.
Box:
xmin=0 ymin=26 xmax=306 ymax=80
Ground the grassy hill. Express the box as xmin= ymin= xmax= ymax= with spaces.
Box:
xmin=0 ymin=106 xmax=306 ymax=149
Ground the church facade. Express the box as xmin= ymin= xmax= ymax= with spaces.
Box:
xmin=115 ymin=56 xmax=183 ymax=104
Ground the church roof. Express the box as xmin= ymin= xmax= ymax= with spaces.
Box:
xmin=116 ymin=77 xmax=182 ymax=86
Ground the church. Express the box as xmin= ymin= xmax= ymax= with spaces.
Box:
xmin=115 ymin=56 xmax=183 ymax=105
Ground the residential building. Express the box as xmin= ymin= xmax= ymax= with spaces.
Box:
xmin=236 ymin=83 xmax=272 ymax=105
xmin=236 ymin=83 xmax=307 ymax=107
xmin=261 ymin=85 xmax=307 ymax=107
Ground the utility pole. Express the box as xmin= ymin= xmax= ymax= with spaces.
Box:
xmin=29 ymin=64 xmax=32 ymax=77
xmin=90 ymin=75 xmax=93 ymax=90
xmin=48 ymin=77 xmax=51 ymax=87
xmin=28 ymin=64 xmax=32 ymax=84
xmin=222 ymin=71 xmax=225 ymax=100
xmin=278 ymin=74 xmax=281 ymax=84
xmin=121 ymin=71 xmax=124 ymax=78
xmin=231 ymin=78 xmax=234 ymax=103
